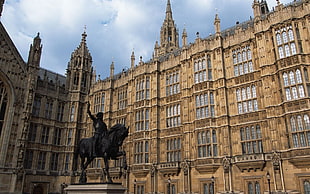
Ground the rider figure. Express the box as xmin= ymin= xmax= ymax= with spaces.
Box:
xmin=87 ymin=103 xmax=108 ymax=157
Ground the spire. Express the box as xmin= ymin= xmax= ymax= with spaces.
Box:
xmin=158 ymin=0 xmax=179 ymax=55
xmin=165 ymin=0 xmax=173 ymax=21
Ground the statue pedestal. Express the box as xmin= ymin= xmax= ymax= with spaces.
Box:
xmin=65 ymin=183 xmax=126 ymax=194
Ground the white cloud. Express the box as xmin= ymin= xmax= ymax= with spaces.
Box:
xmin=1 ymin=0 xmax=295 ymax=78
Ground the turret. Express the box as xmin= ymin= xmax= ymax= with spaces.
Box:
xmin=182 ymin=27 xmax=187 ymax=47
xmin=27 ymin=33 xmax=42 ymax=68
xmin=131 ymin=51 xmax=135 ymax=69
xmin=110 ymin=61 xmax=115 ymax=78
xmin=252 ymin=0 xmax=269 ymax=21
xmin=214 ymin=14 xmax=221 ymax=37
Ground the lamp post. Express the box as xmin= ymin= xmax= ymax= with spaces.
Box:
xmin=266 ymin=172 xmax=271 ymax=194
xmin=168 ymin=177 xmax=171 ymax=194
xmin=211 ymin=176 xmax=215 ymax=194
xmin=133 ymin=179 xmax=136 ymax=194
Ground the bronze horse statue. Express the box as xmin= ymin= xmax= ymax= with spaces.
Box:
xmin=78 ymin=123 xmax=129 ymax=183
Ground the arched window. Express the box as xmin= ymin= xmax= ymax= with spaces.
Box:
xmin=289 ymin=71 xmax=296 ymax=85
xmin=0 ymin=81 xmax=8 ymax=137
xmin=247 ymin=87 xmax=251 ymax=99
xmin=305 ymin=181 xmax=310 ymax=194
xmin=288 ymin=29 xmax=294 ymax=41
xmin=207 ymin=57 xmax=212 ymax=80
xmin=291 ymin=43 xmax=297 ymax=55
xmin=297 ymin=115 xmax=304 ymax=131
xmin=276 ymin=33 xmax=282 ymax=45
xmin=282 ymin=31 xmax=288 ymax=43
xmin=296 ymin=69 xmax=302 ymax=83
xmin=252 ymin=85 xmax=257 ymax=98
xmin=238 ymin=53 xmax=242 ymax=63
xmin=247 ymin=50 xmax=252 ymax=60
xmin=242 ymin=88 xmax=247 ymax=100
xmin=255 ymin=182 xmax=261 ymax=194
xmin=236 ymin=89 xmax=241 ymax=101
xmin=304 ymin=115 xmax=310 ymax=129
xmin=279 ymin=47 xmax=284 ymax=58
xmin=248 ymin=182 xmax=254 ymax=194
xmin=291 ymin=117 xmax=297 ymax=131
xmin=285 ymin=44 xmax=291 ymax=56
xmin=283 ymin=73 xmax=289 ymax=86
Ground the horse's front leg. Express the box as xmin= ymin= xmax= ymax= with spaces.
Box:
xmin=104 ymin=153 xmax=113 ymax=183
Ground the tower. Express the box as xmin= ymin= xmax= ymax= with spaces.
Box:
xmin=252 ymin=0 xmax=269 ymax=20
xmin=27 ymin=33 xmax=42 ymax=68
xmin=66 ymin=31 xmax=93 ymax=93
xmin=66 ymin=30 xmax=93 ymax=172
xmin=158 ymin=0 xmax=179 ymax=55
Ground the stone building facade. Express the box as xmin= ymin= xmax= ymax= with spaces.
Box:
xmin=0 ymin=0 xmax=310 ymax=193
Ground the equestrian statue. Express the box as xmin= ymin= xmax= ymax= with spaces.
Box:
xmin=77 ymin=103 xmax=129 ymax=183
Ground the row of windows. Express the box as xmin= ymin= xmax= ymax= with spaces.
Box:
xmin=134 ymin=141 xmax=149 ymax=164
xmin=135 ymin=109 xmax=150 ymax=131
xmin=290 ymin=114 xmax=310 ymax=148
xmin=118 ymin=89 xmax=128 ymax=110
xmin=198 ymin=130 xmax=218 ymax=158
xmin=136 ymin=77 xmax=150 ymax=101
xmin=32 ymin=97 xmax=65 ymax=121
xmin=240 ymin=125 xmax=263 ymax=154
xmin=195 ymin=93 xmax=215 ymax=119
xmin=283 ymin=69 xmax=307 ymax=101
xmin=236 ymin=86 xmax=258 ymax=114
xmin=166 ymin=71 xmax=180 ymax=96
xmin=194 ymin=56 xmax=212 ymax=83
xmin=28 ymin=123 xmax=72 ymax=146
xmin=167 ymin=138 xmax=181 ymax=162
xmin=94 ymin=93 xmax=105 ymax=113
xmin=24 ymin=151 xmax=71 ymax=172
xmin=233 ymin=46 xmax=253 ymax=76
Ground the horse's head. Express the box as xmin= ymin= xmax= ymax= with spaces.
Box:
xmin=110 ymin=124 xmax=129 ymax=146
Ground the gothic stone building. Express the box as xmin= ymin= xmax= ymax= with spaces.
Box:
xmin=0 ymin=0 xmax=310 ymax=193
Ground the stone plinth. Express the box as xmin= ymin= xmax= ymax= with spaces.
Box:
xmin=65 ymin=183 xmax=126 ymax=194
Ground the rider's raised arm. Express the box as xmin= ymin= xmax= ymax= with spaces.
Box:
xmin=87 ymin=103 xmax=96 ymax=121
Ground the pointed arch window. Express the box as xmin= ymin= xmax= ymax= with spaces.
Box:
xmin=236 ymin=85 xmax=258 ymax=114
xmin=275 ymin=25 xmax=297 ymax=59
xmin=304 ymin=181 xmax=310 ymax=194
xmin=283 ymin=69 xmax=306 ymax=101
xmin=290 ymin=114 xmax=310 ymax=148
xmin=194 ymin=57 xmax=208 ymax=83
xmin=207 ymin=55 xmax=212 ymax=80
xmin=198 ymin=129 xmax=217 ymax=158
xmin=0 ymin=81 xmax=8 ymax=137
xmin=248 ymin=181 xmax=261 ymax=194
xmin=233 ymin=46 xmax=253 ymax=77
xmin=240 ymin=125 xmax=263 ymax=154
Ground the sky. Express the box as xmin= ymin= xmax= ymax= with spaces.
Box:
xmin=1 ymin=0 xmax=293 ymax=79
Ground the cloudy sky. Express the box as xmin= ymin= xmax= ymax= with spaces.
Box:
xmin=1 ymin=0 xmax=292 ymax=79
